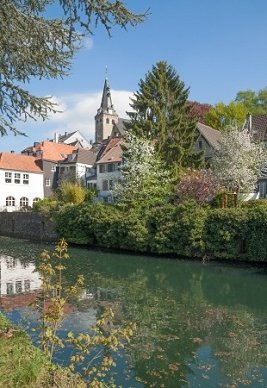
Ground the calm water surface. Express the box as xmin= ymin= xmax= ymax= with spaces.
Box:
xmin=0 ymin=236 xmax=266 ymax=387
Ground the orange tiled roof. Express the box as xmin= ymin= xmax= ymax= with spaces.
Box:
xmin=0 ymin=153 xmax=43 ymax=173
xmin=96 ymin=137 xmax=123 ymax=164
xmin=28 ymin=141 xmax=78 ymax=162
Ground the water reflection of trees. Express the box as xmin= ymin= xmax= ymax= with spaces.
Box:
xmin=0 ymin=238 xmax=266 ymax=387
xmin=70 ymin=260 xmax=267 ymax=387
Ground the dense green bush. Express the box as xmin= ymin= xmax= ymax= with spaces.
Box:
xmin=203 ymin=208 xmax=248 ymax=258
xmin=33 ymin=197 xmax=58 ymax=218
xmin=118 ymin=207 xmax=150 ymax=252
xmin=55 ymin=204 xmax=96 ymax=245
xmin=246 ymin=207 xmax=267 ymax=261
xmin=148 ymin=202 xmax=206 ymax=257
xmin=54 ymin=200 xmax=267 ymax=262
xmin=240 ymin=199 xmax=267 ymax=208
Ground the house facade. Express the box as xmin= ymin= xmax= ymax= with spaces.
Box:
xmin=0 ymin=153 xmax=44 ymax=211
xmin=58 ymin=148 xmax=97 ymax=185
xmin=243 ymin=113 xmax=267 ymax=198
xmin=22 ymin=141 xmax=78 ymax=197
xmin=95 ymin=137 xmax=123 ymax=201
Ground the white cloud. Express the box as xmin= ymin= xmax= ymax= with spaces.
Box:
xmin=42 ymin=89 xmax=134 ymax=142
xmin=82 ymin=37 xmax=94 ymax=50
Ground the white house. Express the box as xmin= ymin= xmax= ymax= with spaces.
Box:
xmin=0 ymin=152 xmax=44 ymax=211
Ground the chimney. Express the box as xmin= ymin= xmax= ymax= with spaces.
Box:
xmin=54 ymin=133 xmax=59 ymax=143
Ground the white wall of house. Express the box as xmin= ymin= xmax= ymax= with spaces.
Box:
xmin=0 ymin=169 xmax=44 ymax=211
xmin=0 ymin=255 xmax=41 ymax=296
xmin=96 ymin=163 xmax=121 ymax=200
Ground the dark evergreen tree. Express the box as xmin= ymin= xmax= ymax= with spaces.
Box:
xmin=126 ymin=61 xmax=203 ymax=176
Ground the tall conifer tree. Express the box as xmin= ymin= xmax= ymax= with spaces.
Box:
xmin=127 ymin=61 xmax=203 ymax=175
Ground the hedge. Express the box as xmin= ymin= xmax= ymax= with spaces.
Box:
xmin=54 ymin=202 xmax=267 ymax=262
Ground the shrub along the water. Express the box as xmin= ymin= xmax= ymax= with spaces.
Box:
xmin=54 ymin=201 xmax=267 ymax=262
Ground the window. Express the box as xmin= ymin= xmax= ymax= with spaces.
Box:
xmin=24 ymin=280 xmax=31 ymax=292
xmin=51 ymin=164 xmax=56 ymax=172
xmin=23 ymin=173 xmax=29 ymax=184
xmin=109 ymin=180 xmax=114 ymax=190
xmin=6 ymin=283 xmax=14 ymax=295
xmin=107 ymin=164 xmax=115 ymax=172
xmin=5 ymin=172 xmax=12 ymax=183
xmin=16 ymin=281 xmax=22 ymax=294
xmin=6 ymin=258 xmax=16 ymax=269
xmin=60 ymin=167 xmax=65 ymax=173
xmin=6 ymin=196 xmax=15 ymax=206
xmin=102 ymin=180 xmax=108 ymax=191
xmin=20 ymin=197 xmax=29 ymax=207
xmin=198 ymin=140 xmax=203 ymax=150
xmin=106 ymin=118 xmax=110 ymax=124
xmin=33 ymin=197 xmax=41 ymax=204
xmin=99 ymin=165 xmax=105 ymax=173
xmin=14 ymin=173 xmax=20 ymax=184
xmin=112 ymin=119 xmax=115 ymax=124
xmin=45 ymin=178 xmax=51 ymax=187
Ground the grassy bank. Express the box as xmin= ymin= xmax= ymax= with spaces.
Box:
xmin=0 ymin=313 xmax=85 ymax=388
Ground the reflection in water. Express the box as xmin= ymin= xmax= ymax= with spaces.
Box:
xmin=0 ymin=254 xmax=41 ymax=311
xmin=0 ymin=237 xmax=266 ymax=387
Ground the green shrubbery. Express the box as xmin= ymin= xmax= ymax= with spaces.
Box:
xmin=54 ymin=201 xmax=267 ymax=262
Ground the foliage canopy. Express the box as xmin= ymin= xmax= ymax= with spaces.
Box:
xmin=204 ymin=101 xmax=247 ymax=131
xmin=0 ymin=0 xmax=146 ymax=135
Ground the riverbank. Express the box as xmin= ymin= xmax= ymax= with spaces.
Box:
xmin=0 ymin=313 xmax=85 ymax=388
xmin=2 ymin=200 xmax=267 ymax=263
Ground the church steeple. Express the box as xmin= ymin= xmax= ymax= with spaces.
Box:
xmin=95 ymin=76 xmax=118 ymax=143
xmin=98 ymin=77 xmax=115 ymax=114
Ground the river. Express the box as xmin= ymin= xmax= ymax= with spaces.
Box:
xmin=0 ymin=236 xmax=266 ymax=387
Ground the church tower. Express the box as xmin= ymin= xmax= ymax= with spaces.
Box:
xmin=95 ymin=77 xmax=119 ymax=143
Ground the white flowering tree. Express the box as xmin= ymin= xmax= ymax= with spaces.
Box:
xmin=211 ymin=126 xmax=266 ymax=193
xmin=112 ymin=133 xmax=171 ymax=206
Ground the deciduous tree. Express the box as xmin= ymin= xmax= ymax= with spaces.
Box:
xmin=174 ymin=169 xmax=220 ymax=205
xmin=112 ymin=133 xmax=171 ymax=207
xmin=204 ymin=101 xmax=247 ymax=131
xmin=211 ymin=126 xmax=266 ymax=192
xmin=235 ymin=87 xmax=267 ymax=115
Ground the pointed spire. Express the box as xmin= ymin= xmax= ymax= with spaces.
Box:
xmin=98 ymin=71 xmax=116 ymax=114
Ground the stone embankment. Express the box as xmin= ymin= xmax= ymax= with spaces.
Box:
xmin=0 ymin=212 xmax=57 ymax=242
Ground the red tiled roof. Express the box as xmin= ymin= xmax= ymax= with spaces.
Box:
xmin=26 ymin=141 xmax=78 ymax=162
xmin=0 ymin=153 xmax=43 ymax=173
xmin=96 ymin=137 xmax=123 ymax=164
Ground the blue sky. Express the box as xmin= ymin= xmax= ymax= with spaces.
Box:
xmin=2 ymin=0 xmax=267 ymax=152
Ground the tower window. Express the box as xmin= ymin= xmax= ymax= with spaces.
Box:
xmin=106 ymin=118 xmax=110 ymax=124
